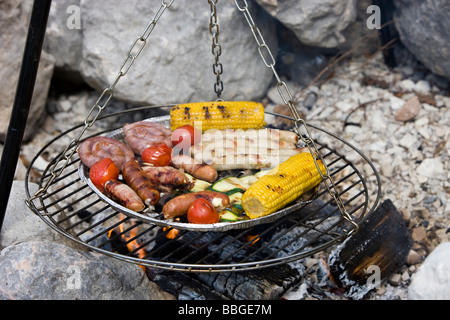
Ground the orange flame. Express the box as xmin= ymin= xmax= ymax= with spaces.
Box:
xmin=113 ymin=214 xmax=146 ymax=271
xmin=246 ymin=234 xmax=260 ymax=246
xmin=163 ymin=227 xmax=180 ymax=240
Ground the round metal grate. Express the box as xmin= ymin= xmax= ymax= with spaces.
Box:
xmin=25 ymin=106 xmax=381 ymax=272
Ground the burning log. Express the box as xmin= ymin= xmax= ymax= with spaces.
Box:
xmin=328 ymin=199 xmax=412 ymax=298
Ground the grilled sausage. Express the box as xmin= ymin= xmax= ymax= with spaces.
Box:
xmin=171 ymin=155 xmax=218 ymax=183
xmin=122 ymin=159 xmax=160 ymax=206
xmin=162 ymin=191 xmax=230 ymax=219
xmin=78 ymin=136 xmax=135 ymax=171
xmin=142 ymin=166 xmax=193 ymax=192
xmin=104 ymin=179 xmax=145 ymax=212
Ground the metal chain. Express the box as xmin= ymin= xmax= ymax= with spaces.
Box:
xmin=28 ymin=0 xmax=175 ymax=205
xmin=233 ymin=0 xmax=359 ymax=235
xmin=208 ymin=0 xmax=224 ymax=100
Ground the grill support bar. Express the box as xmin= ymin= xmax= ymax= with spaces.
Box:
xmin=0 ymin=0 xmax=52 ymax=233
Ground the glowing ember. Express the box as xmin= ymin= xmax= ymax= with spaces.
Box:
xmin=163 ymin=227 xmax=180 ymax=240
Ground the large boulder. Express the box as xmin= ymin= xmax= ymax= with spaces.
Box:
xmin=44 ymin=0 xmax=83 ymax=82
xmin=256 ymin=0 xmax=358 ymax=49
xmin=74 ymin=0 xmax=277 ymax=105
xmin=0 ymin=241 xmax=173 ymax=300
xmin=0 ymin=0 xmax=55 ymax=143
xmin=0 ymin=181 xmax=64 ymax=249
xmin=394 ymin=0 xmax=450 ymax=81
xmin=0 ymin=180 xmax=175 ymax=300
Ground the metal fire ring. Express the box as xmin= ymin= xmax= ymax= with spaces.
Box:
xmin=25 ymin=106 xmax=381 ymax=273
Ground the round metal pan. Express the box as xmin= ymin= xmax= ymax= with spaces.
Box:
xmin=78 ymin=115 xmax=317 ymax=232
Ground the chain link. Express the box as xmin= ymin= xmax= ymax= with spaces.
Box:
xmin=208 ymin=0 xmax=224 ymax=99
xmin=28 ymin=0 xmax=175 ymax=205
xmin=233 ymin=0 xmax=358 ymax=235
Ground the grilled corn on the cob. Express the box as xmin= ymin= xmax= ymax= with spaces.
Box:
xmin=170 ymin=101 xmax=266 ymax=131
xmin=242 ymin=152 xmax=326 ymax=219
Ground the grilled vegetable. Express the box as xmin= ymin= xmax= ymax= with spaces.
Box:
xmin=172 ymin=125 xmax=202 ymax=147
xmin=242 ymin=152 xmax=326 ymax=219
xmin=187 ymin=198 xmax=220 ymax=224
xmin=219 ymin=209 xmax=240 ymax=222
xmin=141 ymin=143 xmax=172 ymax=167
xmin=185 ymin=174 xmax=212 ymax=192
xmin=89 ymin=158 xmax=120 ymax=192
xmin=208 ymin=177 xmax=248 ymax=194
xmin=170 ymin=101 xmax=266 ymax=131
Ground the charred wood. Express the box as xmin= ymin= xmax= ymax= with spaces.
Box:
xmin=328 ymin=199 xmax=412 ymax=298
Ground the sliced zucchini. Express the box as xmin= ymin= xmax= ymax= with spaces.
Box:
xmin=232 ymin=203 xmax=243 ymax=211
xmin=209 ymin=177 xmax=247 ymax=193
xmin=227 ymin=191 xmax=244 ymax=203
xmin=239 ymin=175 xmax=258 ymax=187
xmin=219 ymin=210 xmax=240 ymax=222
xmin=185 ymin=173 xmax=211 ymax=192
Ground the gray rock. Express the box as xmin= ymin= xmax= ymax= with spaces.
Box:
xmin=0 ymin=181 xmax=88 ymax=251
xmin=394 ymin=96 xmax=421 ymax=122
xmin=0 ymin=181 xmax=55 ymax=249
xmin=394 ymin=0 xmax=450 ymax=81
xmin=77 ymin=0 xmax=277 ymax=105
xmin=256 ymin=0 xmax=357 ymax=48
xmin=44 ymin=0 xmax=83 ymax=81
xmin=0 ymin=241 xmax=173 ymax=300
xmin=416 ymin=158 xmax=445 ymax=179
xmin=408 ymin=242 xmax=450 ymax=300
xmin=0 ymin=0 xmax=55 ymax=142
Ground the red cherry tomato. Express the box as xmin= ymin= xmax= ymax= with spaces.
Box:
xmin=141 ymin=143 xmax=172 ymax=167
xmin=89 ymin=158 xmax=120 ymax=192
xmin=171 ymin=125 xmax=201 ymax=147
xmin=187 ymin=198 xmax=220 ymax=224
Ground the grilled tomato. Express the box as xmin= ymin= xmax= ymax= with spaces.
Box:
xmin=171 ymin=125 xmax=201 ymax=147
xmin=187 ymin=197 xmax=220 ymax=224
xmin=89 ymin=158 xmax=120 ymax=192
xmin=141 ymin=143 xmax=172 ymax=167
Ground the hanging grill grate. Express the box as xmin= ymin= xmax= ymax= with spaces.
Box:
xmin=21 ymin=1 xmax=382 ymax=274
xmin=25 ymin=106 xmax=381 ymax=273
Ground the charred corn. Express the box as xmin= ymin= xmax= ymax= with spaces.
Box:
xmin=242 ymin=152 xmax=326 ymax=219
xmin=170 ymin=101 xmax=266 ymax=131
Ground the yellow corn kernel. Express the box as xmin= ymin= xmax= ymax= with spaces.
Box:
xmin=170 ymin=101 xmax=266 ymax=131
xmin=242 ymin=152 xmax=326 ymax=219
